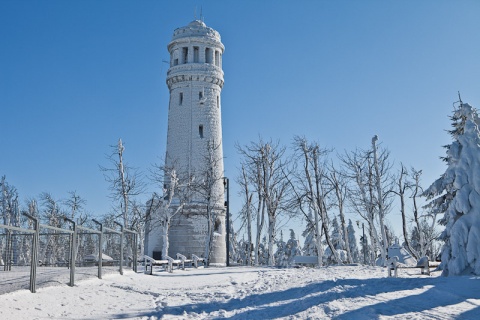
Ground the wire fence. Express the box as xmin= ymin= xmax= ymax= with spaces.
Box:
xmin=0 ymin=214 xmax=139 ymax=294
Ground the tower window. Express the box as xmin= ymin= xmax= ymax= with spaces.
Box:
xmin=193 ymin=46 xmax=199 ymax=63
xmin=179 ymin=92 xmax=183 ymax=105
xmin=199 ymin=91 xmax=203 ymax=100
xmin=216 ymin=95 xmax=219 ymax=108
xmin=205 ymin=48 xmax=212 ymax=63
xmin=182 ymin=47 xmax=188 ymax=64
xmin=174 ymin=58 xmax=178 ymax=66
xmin=199 ymin=125 xmax=204 ymax=138
xmin=215 ymin=51 xmax=220 ymax=67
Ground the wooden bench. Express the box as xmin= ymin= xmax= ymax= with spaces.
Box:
xmin=145 ymin=254 xmax=205 ymax=274
xmin=192 ymin=254 xmax=205 ymax=268
xmin=144 ymin=255 xmax=171 ymax=274
xmin=292 ymin=256 xmax=319 ymax=267
xmin=387 ymin=256 xmax=440 ymax=277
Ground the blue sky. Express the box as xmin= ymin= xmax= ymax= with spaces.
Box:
xmin=1 ymin=1 xmax=480 ymax=239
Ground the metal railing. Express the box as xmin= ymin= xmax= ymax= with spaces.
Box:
xmin=0 ymin=214 xmax=138 ymax=293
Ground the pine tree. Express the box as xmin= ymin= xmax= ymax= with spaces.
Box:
xmin=330 ymin=216 xmax=344 ymax=250
xmin=423 ymin=101 xmax=480 ymax=275
xmin=302 ymin=210 xmax=317 ymax=256
xmin=285 ymin=229 xmax=302 ymax=266
xmin=347 ymin=220 xmax=360 ymax=263
xmin=274 ymin=230 xmax=287 ymax=267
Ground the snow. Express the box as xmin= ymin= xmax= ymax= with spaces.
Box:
xmin=1 ymin=265 xmax=479 ymax=319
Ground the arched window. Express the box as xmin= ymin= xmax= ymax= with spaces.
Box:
xmin=215 ymin=51 xmax=220 ymax=67
xmin=182 ymin=47 xmax=188 ymax=64
xmin=193 ymin=46 xmax=199 ymax=63
xmin=205 ymin=48 xmax=212 ymax=63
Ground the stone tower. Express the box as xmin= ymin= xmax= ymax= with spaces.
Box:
xmin=145 ymin=20 xmax=226 ymax=266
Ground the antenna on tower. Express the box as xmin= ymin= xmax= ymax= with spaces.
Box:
xmin=200 ymin=6 xmax=204 ymax=21
xmin=194 ymin=6 xmax=197 ymax=20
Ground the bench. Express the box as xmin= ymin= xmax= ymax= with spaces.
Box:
xmin=144 ymin=255 xmax=171 ymax=274
xmin=144 ymin=254 xmax=205 ymax=274
xmin=192 ymin=254 xmax=205 ymax=268
xmin=387 ymin=256 xmax=440 ymax=277
xmin=292 ymin=256 xmax=319 ymax=267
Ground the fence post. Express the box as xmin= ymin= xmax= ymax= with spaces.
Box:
xmin=23 ymin=213 xmax=39 ymax=293
xmin=124 ymin=228 xmax=138 ymax=273
xmin=92 ymin=219 xmax=103 ymax=279
xmin=5 ymin=229 xmax=11 ymax=271
xmin=64 ymin=217 xmax=76 ymax=287
xmin=133 ymin=232 xmax=137 ymax=272
xmin=114 ymin=222 xmax=124 ymax=275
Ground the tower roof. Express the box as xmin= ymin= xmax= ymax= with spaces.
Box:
xmin=171 ymin=20 xmax=221 ymax=43
xmin=188 ymin=20 xmax=206 ymax=28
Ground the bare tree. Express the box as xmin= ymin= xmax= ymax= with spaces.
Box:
xmin=340 ymin=149 xmax=380 ymax=265
xmin=193 ymin=139 xmax=225 ymax=264
xmin=100 ymin=139 xmax=145 ymax=261
xmin=236 ymin=164 xmax=254 ymax=266
xmin=393 ymin=165 xmax=418 ymax=259
xmin=410 ymin=168 xmax=433 ymax=258
xmin=286 ymin=137 xmax=344 ymax=265
xmin=63 ymin=191 xmax=87 ymax=221
xmin=237 ymin=138 xmax=291 ymax=266
xmin=1 ymin=176 xmax=19 ymax=226
xmin=328 ymin=166 xmax=352 ymax=263
xmin=148 ymin=163 xmax=192 ymax=259
xmin=372 ymin=135 xmax=390 ymax=265
xmin=100 ymin=139 xmax=145 ymax=229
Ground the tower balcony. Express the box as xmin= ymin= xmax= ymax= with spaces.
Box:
xmin=167 ymin=63 xmax=223 ymax=77
xmin=166 ymin=63 xmax=224 ymax=89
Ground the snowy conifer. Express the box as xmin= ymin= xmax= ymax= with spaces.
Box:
xmin=302 ymin=210 xmax=317 ymax=256
xmin=423 ymin=101 xmax=480 ymax=275
xmin=275 ymin=230 xmax=287 ymax=267
xmin=285 ymin=229 xmax=302 ymax=266
xmin=331 ymin=216 xmax=345 ymax=250
xmin=347 ymin=220 xmax=360 ymax=263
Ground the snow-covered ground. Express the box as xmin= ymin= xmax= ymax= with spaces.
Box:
xmin=1 ymin=265 xmax=479 ymax=319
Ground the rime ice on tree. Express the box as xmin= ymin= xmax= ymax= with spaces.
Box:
xmin=145 ymin=20 xmax=226 ymax=265
xmin=423 ymin=102 xmax=480 ymax=276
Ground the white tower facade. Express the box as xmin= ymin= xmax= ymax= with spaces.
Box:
xmin=146 ymin=20 xmax=226 ymax=265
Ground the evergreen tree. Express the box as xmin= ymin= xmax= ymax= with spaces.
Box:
xmin=274 ymin=230 xmax=287 ymax=267
xmin=302 ymin=210 xmax=317 ymax=256
xmin=423 ymin=101 xmax=480 ymax=275
xmin=347 ymin=219 xmax=360 ymax=263
xmin=285 ymin=229 xmax=302 ymax=266
xmin=330 ymin=216 xmax=344 ymax=250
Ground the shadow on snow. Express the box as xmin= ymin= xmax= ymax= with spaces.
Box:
xmin=105 ymin=273 xmax=480 ymax=319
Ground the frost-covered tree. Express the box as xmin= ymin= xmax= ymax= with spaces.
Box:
xmin=1 ymin=177 xmax=20 ymax=265
xmin=237 ymin=139 xmax=291 ymax=266
xmin=285 ymin=229 xmax=302 ymax=266
xmin=274 ymin=230 xmax=287 ymax=267
xmin=302 ymin=209 xmax=318 ymax=257
xmin=328 ymin=168 xmax=352 ymax=263
xmin=423 ymin=101 xmax=480 ymax=276
xmin=347 ymin=219 xmax=360 ymax=263
xmin=100 ymin=139 xmax=145 ymax=229
xmin=1 ymin=176 xmax=20 ymax=227
xmin=147 ymin=164 xmax=191 ymax=259
xmin=330 ymin=216 xmax=344 ymax=250
xmin=236 ymin=164 xmax=254 ymax=266
xmin=290 ymin=136 xmax=339 ymax=265
xmin=340 ymin=140 xmax=394 ymax=266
